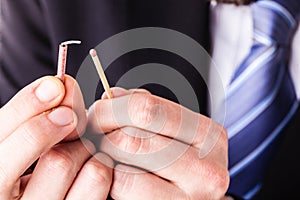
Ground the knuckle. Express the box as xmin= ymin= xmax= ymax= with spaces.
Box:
xmin=84 ymin=160 xmax=112 ymax=185
xmin=109 ymin=129 xmax=130 ymax=153
xmin=114 ymin=128 xmax=149 ymax=154
xmin=21 ymin=114 xmax=58 ymax=146
xmin=202 ymin=164 xmax=230 ymax=198
xmin=185 ymin=160 xmax=229 ymax=199
xmin=216 ymin=168 xmax=230 ymax=196
xmin=129 ymin=94 xmax=158 ymax=127
xmin=22 ymin=125 xmax=44 ymax=146
xmin=41 ymin=147 xmax=75 ymax=174
xmin=196 ymin=120 xmax=228 ymax=157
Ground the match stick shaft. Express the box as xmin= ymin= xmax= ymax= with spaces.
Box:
xmin=57 ymin=44 xmax=68 ymax=81
xmin=56 ymin=40 xmax=81 ymax=82
xmin=90 ymin=49 xmax=113 ymax=99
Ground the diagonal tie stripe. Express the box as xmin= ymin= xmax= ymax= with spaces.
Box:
xmin=257 ymin=0 xmax=296 ymax=27
xmin=225 ymin=45 xmax=281 ymax=137
xmin=229 ymin=69 xmax=298 ymax=167
xmin=223 ymin=0 xmax=300 ymax=198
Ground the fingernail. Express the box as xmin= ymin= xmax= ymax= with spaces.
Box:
xmin=48 ymin=107 xmax=75 ymax=126
xmin=35 ymin=79 xmax=60 ymax=102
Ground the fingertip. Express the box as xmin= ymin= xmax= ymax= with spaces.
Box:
xmin=47 ymin=106 xmax=78 ymax=127
xmin=129 ymin=88 xmax=152 ymax=95
xmin=41 ymin=75 xmax=65 ymax=91
xmin=101 ymin=87 xmax=151 ymax=99
xmin=101 ymin=87 xmax=129 ymax=99
xmin=34 ymin=76 xmax=65 ymax=103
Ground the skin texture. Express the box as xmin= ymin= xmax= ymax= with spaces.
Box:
xmin=0 ymin=75 xmax=113 ymax=200
xmin=0 ymin=76 xmax=229 ymax=199
xmin=88 ymin=87 xmax=230 ymax=200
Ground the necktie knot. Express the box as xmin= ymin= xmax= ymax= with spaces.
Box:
xmin=252 ymin=0 xmax=299 ymax=46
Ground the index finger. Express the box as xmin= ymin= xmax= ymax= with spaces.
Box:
xmin=0 ymin=76 xmax=65 ymax=142
xmin=88 ymin=92 xmax=216 ymax=145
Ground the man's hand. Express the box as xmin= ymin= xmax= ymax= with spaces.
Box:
xmin=0 ymin=75 xmax=113 ymax=199
xmin=88 ymin=87 xmax=230 ymax=200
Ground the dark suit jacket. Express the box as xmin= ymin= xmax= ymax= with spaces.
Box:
xmin=0 ymin=0 xmax=209 ymax=109
xmin=1 ymin=0 xmax=299 ymax=199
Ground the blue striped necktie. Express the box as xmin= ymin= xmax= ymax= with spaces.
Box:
xmin=223 ymin=0 xmax=300 ymax=198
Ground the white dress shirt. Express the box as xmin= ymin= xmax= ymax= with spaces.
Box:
xmin=209 ymin=2 xmax=300 ymax=115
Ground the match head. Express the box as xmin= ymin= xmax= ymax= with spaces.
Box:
xmin=89 ymin=49 xmax=98 ymax=57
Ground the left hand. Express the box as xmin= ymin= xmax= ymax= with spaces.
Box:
xmin=0 ymin=75 xmax=113 ymax=199
xmin=88 ymin=88 xmax=229 ymax=200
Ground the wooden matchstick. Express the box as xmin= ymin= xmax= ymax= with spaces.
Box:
xmin=89 ymin=49 xmax=113 ymax=99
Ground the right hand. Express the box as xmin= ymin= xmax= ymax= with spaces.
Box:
xmin=0 ymin=75 xmax=113 ymax=199
xmin=88 ymin=87 xmax=229 ymax=200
